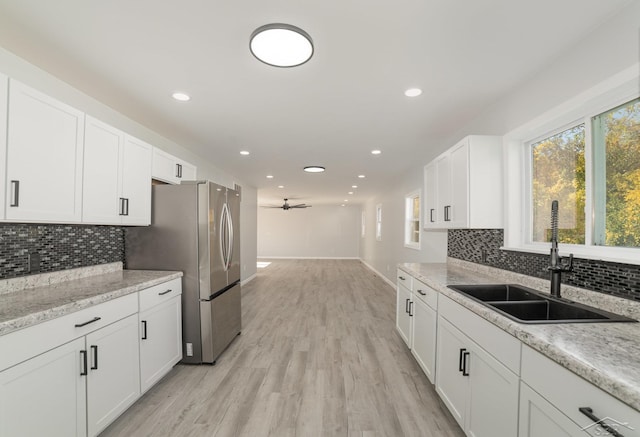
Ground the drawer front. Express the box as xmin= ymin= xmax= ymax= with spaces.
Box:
xmin=439 ymin=294 xmax=521 ymax=374
xmin=522 ymin=345 xmax=640 ymax=436
xmin=0 ymin=293 xmax=138 ymax=372
xmin=397 ymin=269 xmax=413 ymax=290
xmin=412 ymin=278 xmax=438 ymax=310
xmin=139 ymin=278 xmax=182 ymax=312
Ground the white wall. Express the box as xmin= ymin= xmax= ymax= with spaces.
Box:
xmin=258 ymin=205 xmax=360 ymax=258
xmin=361 ymin=2 xmax=640 ymax=285
xmin=0 ymin=46 xmax=259 ymax=281
xmin=359 ymin=167 xmax=448 ymax=284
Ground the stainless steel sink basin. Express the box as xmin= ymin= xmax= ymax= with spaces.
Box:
xmin=447 ymin=284 xmax=636 ymax=324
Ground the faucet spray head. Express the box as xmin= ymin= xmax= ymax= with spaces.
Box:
xmin=550 ymin=200 xmax=559 ymax=245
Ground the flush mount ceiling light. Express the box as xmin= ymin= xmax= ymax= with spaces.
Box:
xmin=266 ymin=175 xmax=274 ymax=179
xmin=358 ymin=174 xmax=366 ymax=178
xmin=404 ymin=88 xmax=422 ymax=97
xmin=172 ymin=92 xmax=191 ymax=101
xmin=240 ymin=150 xmax=250 ymax=156
xmin=304 ymin=166 xmax=325 ymax=173
xmin=250 ymin=23 xmax=314 ymax=67
xmin=371 ymin=149 xmax=382 ymax=155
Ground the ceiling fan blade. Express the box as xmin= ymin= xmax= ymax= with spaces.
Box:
xmin=291 ymin=204 xmax=311 ymax=208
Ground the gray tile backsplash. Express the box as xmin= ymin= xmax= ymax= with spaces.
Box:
xmin=0 ymin=223 xmax=124 ymax=279
xmin=448 ymin=229 xmax=640 ymax=300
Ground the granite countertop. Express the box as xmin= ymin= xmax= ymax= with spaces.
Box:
xmin=399 ymin=259 xmax=640 ymax=412
xmin=0 ymin=263 xmax=182 ymax=337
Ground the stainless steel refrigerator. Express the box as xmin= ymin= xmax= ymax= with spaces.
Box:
xmin=125 ymin=181 xmax=241 ymax=364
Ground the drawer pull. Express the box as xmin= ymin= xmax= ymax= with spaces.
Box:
xmin=417 ymin=289 xmax=427 ymax=296
xmin=158 ymin=289 xmax=172 ymax=296
xmin=399 ymin=276 xmax=406 ymax=281
xmin=579 ymin=407 xmax=626 ymax=437
xmin=74 ymin=317 xmax=101 ymax=328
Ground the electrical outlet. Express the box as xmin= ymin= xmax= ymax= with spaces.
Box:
xmin=186 ymin=343 xmax=193 ymax=356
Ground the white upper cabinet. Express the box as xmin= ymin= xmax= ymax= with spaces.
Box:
xmin=82 ymin=118 xmax=152 ymax=225
xmin=121 ymin=136 xmax=152 ymax=225
xmin=82 ymin=117 xmax=124 ymax=224
xmin=5 ymin=79 xmax=84 ymax=223
xmin=424 ymin=135 xmax=503 ymax=229
xmin=152 ymin=147 xmax=197 ymax=184
xmin=0 ymin=74 xmax=7 ymax=219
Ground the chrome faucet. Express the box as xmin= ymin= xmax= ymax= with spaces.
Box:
xmin=548 ymin=200 xmax=573 ymax=298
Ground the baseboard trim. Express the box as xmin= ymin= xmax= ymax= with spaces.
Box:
xmin=359 ymin=259 xmax=396 ymax=289
xmin=241 ymin=273 xmax=257 ymax=286
xmin=257 ymin=256 xmax=360 ymax=260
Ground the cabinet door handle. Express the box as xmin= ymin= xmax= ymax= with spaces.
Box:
xmin=80 ymin=350 xmax=88 ymax=376
xmin=408 ymin=301 xmax=413 ymax=317
xmin=141 ymin=320 xmax=148 ymax=340
xmin=124 ymin=198 xmax=129 ymax=216
xmin=158 ymin=289 xmax=172 ymax=296
xmin=9 ymin=180 xmax=19 ymax=207
xmin=74 ymin=316 xmax=101 ymax=328
xmin=462 ymin=351 xmax=470 ymax=376
xmin=119 ymin=197 xmax=126 ymax=216
xmin=444 ymin=205 xmax=451 ymax=222
xmin=405 ymin=298 xmax=410 ymax=313
xmin=429 ymin=208 xmax=435 ymax=223
xmin=459 ymin=348 xmax=467 ymax=372
xmin=90 ymin=345 xmax=98 ymax=370
xmin=579 ymin=407 xmax=625 ymax=437
xmin=417 ymin=289 xmax=427 ymax=296
xmin=176 ymin=163 xmax=183 ymax=178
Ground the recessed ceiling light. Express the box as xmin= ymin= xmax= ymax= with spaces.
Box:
xmin=341 ymin=204 xmax=345 ymax=207
xmin=358 ymin=174 xmax=366 ymax=178
xmin=304 ymin=166 xmax=325 ymax=173
xmin=278 ymin=185 xmax=284 ymax=189
xmin=172 ymin=92 xmax=191 ymax=101
xmin=240 ymin=150 xmax=250 ymax=156
xmin=352 ymin=185 xmax=358 ymax=188
xmin=348 ymin=192 xmax=353 ymax=195
xmin=404 ymin=88 xmax=422 ymax=97
xmin=344 ymin=199 xmax=349 ymax=202
xmin=371 ymin=149 xmax=382 ymax=155
xmin=250 ymin=23 xmax=313 ymax=68
xmin=266 ymin=175 xmax=274 ymax=179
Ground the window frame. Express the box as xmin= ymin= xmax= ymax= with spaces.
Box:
xmin=375 ymin=203 xmax=382 ymax=241
xmin=503 ymin=64 xmax=640 ymax=265
xmin=404 ymin=189 xmax=421 ymax=250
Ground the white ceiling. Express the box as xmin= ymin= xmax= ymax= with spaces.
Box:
xmin=0 ymin=0 xmax=633 ymax=206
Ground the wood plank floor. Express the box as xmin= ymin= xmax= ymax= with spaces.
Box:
xmin=101 ymin=259 xmax=464 ymax=437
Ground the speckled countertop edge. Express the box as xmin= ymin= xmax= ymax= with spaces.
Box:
xmin=0 ymin=267 xmax=182 ymax=337
xmin=398 ymin=259 xmax=640 ymax=412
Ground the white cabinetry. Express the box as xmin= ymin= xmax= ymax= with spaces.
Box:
xmin=0 ymin=337 xmax=87 ymax=437
xmin=520 ymin=345 xmax=640 ymax=437
xmin=0 ymin=74 xmax=7 ymax=218
xmin=423 ymin=135 xmax=502 ymax=229
xmin=435 ymin=294 xmax=520 ymax=437
xmin=86 ymin=314 xmax=140 ymax=436
xmin=152 ymin=147 xmax=197 ymax=184
xmin=83 ymin=118 xmax=152 ymax=225
xmin=5 ymin=79 xmax=84 ymax=223
xmin=139 ymin=278 xmax=182 ymax=394
xmin=0 ymin=278 xmax=182 ymax=437
xmin=395 ymin=270 xmax=438 ymax=384
xmin=395 ymin=271 xmax=412 ymax=346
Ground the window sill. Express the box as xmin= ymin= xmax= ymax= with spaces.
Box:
xmin=404 ymin=243 xmax=421 ymax=251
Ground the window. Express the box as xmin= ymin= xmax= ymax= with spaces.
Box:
xmin=404 ymin=190 xmax=421 ymax=249
xmin=507 ymin=66 xmax=640 ymax=264
xmin=592 ymin=98 xmax=640 ymax=247
xmin=376 ymin=204 xmax=382 ymax=241
xmin=361 ymin=210 xmax=366 ymax=237
xmin=530 ymin=124 xmax=586 ymax=245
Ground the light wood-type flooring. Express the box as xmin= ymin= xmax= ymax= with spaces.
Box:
xmin=101 ymin=259 xmax=464 ymax=437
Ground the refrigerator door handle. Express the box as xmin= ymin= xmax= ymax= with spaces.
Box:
xmin=226 ymin=204 xmax=234 ymax=269
xmin=220 ymin=203 xmax=229 ymax=271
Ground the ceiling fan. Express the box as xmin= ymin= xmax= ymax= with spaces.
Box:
xmin=261 ymin=198 xmax=312 ymax=210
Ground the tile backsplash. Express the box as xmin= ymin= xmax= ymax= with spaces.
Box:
xmin=0 ymin=223 xmax=124 ymax=279
xmin=448 ymin=229 xmax=640 ymax=300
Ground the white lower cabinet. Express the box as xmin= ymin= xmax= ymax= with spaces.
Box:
xmin=410 ymin=295 xmax=437 ymax=383
xmin=139 ymin=279 xmax=182 ymax=394
xmin=396 ymin=278 xmax=412 ymax=346
xmin=0 ymin=337 xmax=87 ymax=437
xmin=435 ymin=295 xmax=520 ymax=437
xmin=0 ymin=278 xmax=182 ymax=437
xmin=521 ymin=344 xmax=640 ymax=437
xmin=86 ymin=314 xmax=140 ymax=436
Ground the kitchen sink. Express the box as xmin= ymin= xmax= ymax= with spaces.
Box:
xmin=447 ymin=284 xmax=636 ymax=324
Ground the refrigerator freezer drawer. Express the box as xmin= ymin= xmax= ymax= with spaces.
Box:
xmin=199 ymin=283 xmax=242 ymax=364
